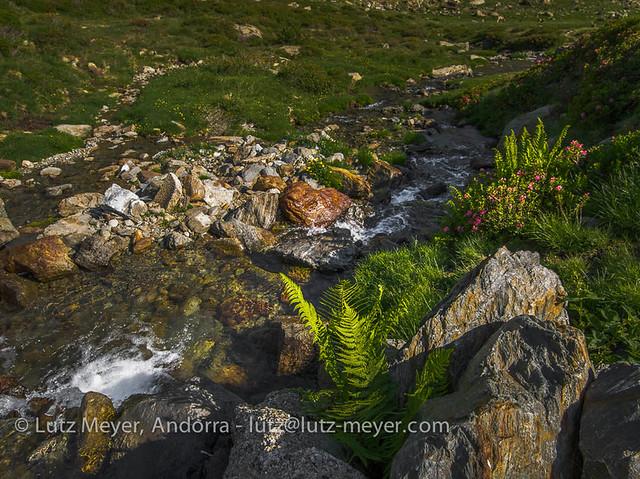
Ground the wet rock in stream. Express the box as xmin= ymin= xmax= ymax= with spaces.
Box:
xmin=1 ymin=236 xmax=77 ymax=282
xmin=280 ymin=182 xmax=352 ymax=228
xmin=272 ymin=228 xmax=360 ymax=272
xmin=107 ymin=380 xmax=241 ymax=479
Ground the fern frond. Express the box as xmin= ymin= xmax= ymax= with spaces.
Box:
xmin=280 ymin=273 xmax=339 ymax=383
xmin=404 ymin=347 xmax=453 ymax=421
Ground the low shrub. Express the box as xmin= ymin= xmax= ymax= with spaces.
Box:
xmin=445 ymin=121 xmax=589 ymax=235
xmin=305 ymin=158 xmax=344 ymax=189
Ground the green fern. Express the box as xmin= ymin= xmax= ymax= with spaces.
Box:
xmin=497 ymin=119 xmax=569 ymax=179
xmin=281 ymin=274 xmax=452 ymax=472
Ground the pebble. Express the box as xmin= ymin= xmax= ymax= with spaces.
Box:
xmin=40 ymin=167 xmax=62 ymax=177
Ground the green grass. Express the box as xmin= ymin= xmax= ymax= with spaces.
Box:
xmin=0 ymin=170 xmax=21 ymax=179
xmin=442 ymin=118 xmax=640 ymax=364
xmin=402 ymin=131 xmax=426 ymax=145
xmin=465 ymin=16 xmax=640 ymax=142
xmin=591 ymin=165 xmax=640 ymax=236
xmin=0 ymin=0 xmax=625 ymax=148
xmin=380 ymin=151 xmax=407 ymax=166
xmin=0 ymin=129 xmax=83 ymax=163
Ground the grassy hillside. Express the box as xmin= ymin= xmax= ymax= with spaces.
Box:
xmin=465 ymin=16 xmax=640 ymax=142
xmin=0 ymin=0 xmax=629 ymax=159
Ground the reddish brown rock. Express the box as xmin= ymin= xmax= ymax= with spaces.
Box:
xmin=280 ymin=182 xmax=351 ymax=227
xmin=2 ymin=236 xmax=77 ymax=282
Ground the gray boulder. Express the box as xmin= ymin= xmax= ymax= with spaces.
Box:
xmin=107 ymin=380 xmax=241 ymax=479
xmin=42 ymin=213 xmax=97 ymax=247
xmin=103 ymin=184 xmax=143 ymax=218
xmin=391 ymin=315 xmax=592 ymax=479
xmin=74 ymin=234 xmax=129 ymax=270
xmin=203 ymin=180 xmax=236 ymax=213
xmin=212 ymin=219 xmax=275 ymax=253
xmin=224 ymin=390 xmax=365 ymax=479
xmin=242 ymin=164 xmax=266 ymax=184
xmin=228 ymin=191 xmax=279 ymax=229
xmin=580 ymin=363 xmax=640 ymax=479
xmin=272 ymin=228 xmax=359 ymax=272
xmin=0 ymin=199 xmax=19 ymax=247
xmin=58 ymin=193 xmax=104 ymax=217
xmin=396 ymin=247 xmax=568 ymax=393
xmin=186 ymin=209 xmax=213 ymax=234
xmin=163 ymin=231 xmax=192 ymax=250
xmin=502 ymin=105 xmax=555 ymax=141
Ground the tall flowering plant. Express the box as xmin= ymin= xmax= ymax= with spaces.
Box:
xmin=445 ymin=120 xmax=589 ymax=235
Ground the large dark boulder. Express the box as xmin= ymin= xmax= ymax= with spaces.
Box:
xmin=395 ymin=247 xmax=568 ymax=394
xmin=223 ymin=390 xmax=365 ymax=479
xmin=391 ymin=315 xmax=592 ymax=479
xmin=580 ymin=363 xmax=640 ymax=479
xmin=272 ymin=228 xmax=359 ymax=272
xmin=105 ymin=380 xmax=241 ymax=479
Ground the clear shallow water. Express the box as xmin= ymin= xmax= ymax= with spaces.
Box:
xmin=0 ymin=108 xmax=494 ymax=414
xmin=0 ymin=244 xmax=293 ymax=409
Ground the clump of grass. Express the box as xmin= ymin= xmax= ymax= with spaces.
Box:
xmin=402 ymin=131 xmax=425 ymax=145
xmin=305 ymin=158 xmax=344 ymax=190
xmin=0 ymin=170 xmax=21 ymax=179
xmin=355 ymin=148 xmax=375 ymax=169
xmin=352 ymin=241 xmax=457 ymax=339
xmin=526 ymin=213 xmax=610 ymax=256
xmin=380 ymin=151 xmax=407 ymax=166
xmin=0 ymin=129 xmax=84 ymax=163
xmin=591 ymin=165 xmax=640 ymax=236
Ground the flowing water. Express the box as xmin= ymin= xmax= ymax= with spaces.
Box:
xmin=0 ymin=101 xmax=496 ymax=416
